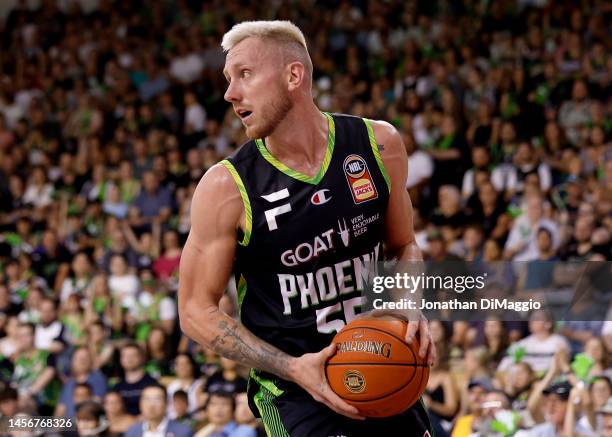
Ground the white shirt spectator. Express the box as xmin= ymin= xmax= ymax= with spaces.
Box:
xmin=108 ymin=273 xmax=139 ymax=307
xmin=497 ymin=333 xmax=570 ymax=373
xmin=185 ymin=102 xmax=206 ymax=133
xmin=170 ymin=54 xmax=204 ymax=85
xmin=505 ymin=162 xmax=553 ymax=193
xmin=166 ymin=378 xmax=205 ymax=418
xmin=504 ymin=215 xmax=559 ymax=261
xmin=23 ymin=184 xmax=54 ymax=208
xmin=407 ymin=151 xmax=433 ymax=189
xmin=35 ymin=321 xmax=63 ymax=350
xmin=128 ymin=291 xmax=176 ymax=322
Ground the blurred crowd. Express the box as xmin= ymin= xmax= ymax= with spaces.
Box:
xmin=0 ymin=0 xmax=610 ymax=436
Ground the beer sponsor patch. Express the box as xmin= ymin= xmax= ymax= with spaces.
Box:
xmin=343 ymin=154 xmax=378 ymax=204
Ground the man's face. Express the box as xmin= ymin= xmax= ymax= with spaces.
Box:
xmin=223 ymin=37 xmax=293 ymax=139
xmin=74 ymin=386 xmax=92 ymax=405
xmin=16 ymin=326 xmax=34 ymax=351
xmin=0 ymin=398 xmax=18 ymax=416
xmin=206 ymin=394 xmax=234 ymax=426
xmin=468 ymin=386 xmax=486 ymax=413
xmin=544 ymin=394 xmax=567 ymax=426
xmin=140 ymin=387 xmax=166 ymax=422
xmin=72 ymin=348 xmax=92 ymax=375
xmin=120 ymin=347 xmax=142 ymax=371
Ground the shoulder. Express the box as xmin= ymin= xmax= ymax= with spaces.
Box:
xmin=168 ymin=420 xmax=193 ymax=436
xmin=367 ymin=119 xmax=401 ymax=145
xmin=124 ymin=422 xmax=142 ymax=437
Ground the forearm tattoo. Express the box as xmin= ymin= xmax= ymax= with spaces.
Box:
xmin=210 ymin=319 xmax=293 ymax=380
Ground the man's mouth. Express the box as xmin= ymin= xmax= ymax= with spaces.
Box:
xmin=237 ymin=109 xmax=253 ymax=121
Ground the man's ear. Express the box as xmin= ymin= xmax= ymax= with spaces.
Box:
xmin=286 ymin=62 xmax=305 ymax=91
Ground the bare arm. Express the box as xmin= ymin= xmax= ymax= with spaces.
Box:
xmin=178 ymin=164 xmax=361 ymax=419
xmin=178 ymin=164 xmax=298 ymax=380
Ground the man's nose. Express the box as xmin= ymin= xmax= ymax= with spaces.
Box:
xmin=224 ymin=81 xmax=240 ymax=103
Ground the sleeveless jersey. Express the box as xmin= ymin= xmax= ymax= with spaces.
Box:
xmin=222 ymin=113 xmax=391 ymax=358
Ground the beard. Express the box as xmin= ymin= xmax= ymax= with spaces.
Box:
xmin=244 ymin=86 xmax=293 ymax=140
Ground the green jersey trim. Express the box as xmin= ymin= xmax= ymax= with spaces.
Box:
xmin=363 ymin=118 xmax=392 ymax=193
xmin=237 ymin=274 xmax=247 ymax=317
xmin=254 ymin=112 xmax=336 ymax=185
xmin=252 ymin=378 xmax=290 ymax=437
xmin=220 ymin=160 xmax=252 ymax=246
xmin=249 ymin=368 xmax=284 ymax=397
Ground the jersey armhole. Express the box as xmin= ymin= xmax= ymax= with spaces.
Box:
xmin=219 ymin=159 xmax=252 ymax=246
xmin=362 ymin=118 xmax=392 ymax=193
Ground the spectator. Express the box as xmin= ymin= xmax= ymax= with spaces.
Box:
xmin=504 ymin=194 xmax=559 ymax=261
xmin=424 ymin=341 xmax=459 ymax=437
xmin=125 ymin=384 xmax=192 ymax=437
xmin=204 ymin=358 xmax=248 ymax=395
xmin=34 ymin=298 xmax=65 ymax=354
xmin=521 ymin=380 xmax=572 ymax=437
xmin=452 ymin=380 xmax=491 ymax=437
xmin=10 ymin=322 xmax=57 ymax=414
xmin=0 ymin=387 xmax=19 ymax=417
xmin=152 ymin=229 xmax=182 ymax=285
xmin=195 ymin=390 xmax=255 ymax=437
xmin=103 ymin=390 xmax=137 ymax=436
xmin=86 ymin=321 xmax=115 ymax=373
xmin=59 ymin=251 xmax=93 ymax=303
xmin=108 ymin=254 xmax=139 ymax=307
xmin=113 ymin=343 xmax=158 ymax=416
xmin=598 ymin=397 xmax=612 ymax=437
xmin=234 ymin=392 xmax=261 ymax=433
xmin=167 ymin=353 xmax=205 ymax=418
xmin=75 ymin=400 xmax=109 ymax=437
xmin=127 ymin=268 xmax=176 ymax=339
xmin=129 ymin=171 xmax=173 ymax=226
xmin=498 ymin=311 xmax=570 ymax=373
xmin=55 ymin=347 xmax=107 ymax=417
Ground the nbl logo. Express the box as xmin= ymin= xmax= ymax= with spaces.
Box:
xmin=344 ymin=156 xmax=366 ymax=178
xmin=343 ymin=154 xmax=378 ymax=204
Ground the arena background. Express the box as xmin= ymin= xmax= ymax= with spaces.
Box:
xmin=0 ymin=0 xmax=610 ymax=436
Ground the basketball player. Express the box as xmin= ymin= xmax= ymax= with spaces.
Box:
xmin=178 ymin=21 xmax=436 ymax=437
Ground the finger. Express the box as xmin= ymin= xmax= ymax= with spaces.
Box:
xmin=320 ymin=342 xmax=337 ymax=359
xmin=405 ymin=320 xmax=419 ymax=344
xmin=418 ymin=320 xmax=429 ymax=359
xmin=321 ymin=386 xmax=365 ymax=420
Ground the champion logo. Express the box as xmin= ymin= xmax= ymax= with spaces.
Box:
xmin=311 ymin=189 xmax=332 ymax=205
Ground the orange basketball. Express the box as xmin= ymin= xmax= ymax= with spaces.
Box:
xmin=325 ymin=319 xmax=430 ymax=418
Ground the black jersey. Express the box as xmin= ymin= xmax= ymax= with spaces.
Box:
xmin=222 ymin=113 xmax=391 ymax=358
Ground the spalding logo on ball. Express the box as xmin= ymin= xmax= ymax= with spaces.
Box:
xmin=325 ymin=319 xmax=430 ymax=418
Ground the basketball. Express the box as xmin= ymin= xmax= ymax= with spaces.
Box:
xmin=325 ymin=319 xmax=430 ymax=418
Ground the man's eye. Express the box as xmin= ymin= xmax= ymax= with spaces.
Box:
xmin=240 ymin=70 xmax=251 ymax=78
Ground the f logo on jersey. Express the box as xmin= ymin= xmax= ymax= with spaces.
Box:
xmin=343 ymin=154 xmax=378 ymax=204
xmin=311 ymin=189 xmax=331 ymax=205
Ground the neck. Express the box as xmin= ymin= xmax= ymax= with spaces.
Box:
xmin=125 ymin=368 xmax=144 ymax=382
xmin=147 ymin=417 xmax=164 ymax=430
xmin=265 ymin=103 xmax=327 ymax=167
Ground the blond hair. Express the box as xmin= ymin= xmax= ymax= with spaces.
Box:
xmin=221 ymin=20 xmax=307 ymax=52
xmin=221 ymin=20 xmax=312 ymax=85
